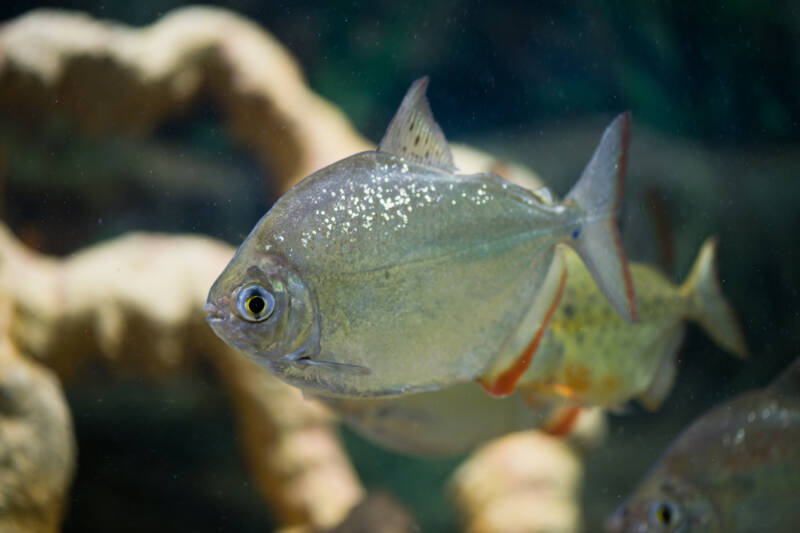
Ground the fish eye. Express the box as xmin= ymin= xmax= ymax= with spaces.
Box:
xmin=649 ymin=499 xmax=681 ymax=529
xmin=236 ymin=285 xmax=275 ymax=322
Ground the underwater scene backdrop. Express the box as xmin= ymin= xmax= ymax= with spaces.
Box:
xmin=0 ymin=1 xmax=798 ymax=532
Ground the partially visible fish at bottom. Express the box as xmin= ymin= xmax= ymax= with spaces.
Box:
xmin=484 ymin=237 xmax=747 ymax=411
xmin=606 ymin=356 xmax=800 ymax=533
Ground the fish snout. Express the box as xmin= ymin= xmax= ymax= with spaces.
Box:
xmin=204 ymin=301 xmax=227 ymax=324
xmin=603 ymin=507 xmax=633 ymax=533
xmin=603 ymin=513 xmax=623 ymax=533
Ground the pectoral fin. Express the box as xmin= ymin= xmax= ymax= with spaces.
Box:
xmin=281 ymin=349 xmax=372 ymax=375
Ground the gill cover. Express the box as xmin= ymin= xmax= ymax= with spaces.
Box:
xmin=206 ymin=253 xmax=318 ymax=364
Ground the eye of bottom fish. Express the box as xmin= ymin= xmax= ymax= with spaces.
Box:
xmin=649 ymin=500 xmax=681 ymax=530
xmin=237 ymin=285 xmax=275 ymax=322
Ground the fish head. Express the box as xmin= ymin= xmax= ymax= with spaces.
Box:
xmin=605 ymin=474 xmax=719 ymax=533
xmin=205 ymin=248 xmax=317 ymax=366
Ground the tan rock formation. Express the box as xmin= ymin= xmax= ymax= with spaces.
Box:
xmin=450 ymin=431 xmax=583 ymax=533
xmin=0 ymin=7 xmax=369 ymax=190
xmin=0 ymin=322 xmax=75 ymax=533
xmin=0 ymin=224 xmax=364 ymax=529
xmin=0 ymin=8 xmax=542 ymax=194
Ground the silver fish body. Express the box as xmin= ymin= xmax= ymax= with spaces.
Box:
xmin=209 ymin=151 xmax=578 ymax=396
xmin=206 ymin=77 xmax=637 ymax=398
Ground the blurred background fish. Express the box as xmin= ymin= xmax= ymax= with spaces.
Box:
xmin=514 ymin=238 xmax=747 ymax=411
xmin=606 ymin=357 xmax=800 ymax=533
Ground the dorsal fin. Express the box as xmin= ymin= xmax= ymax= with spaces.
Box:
xmin=378 ymin=77 xmax=456 ymax=171
xmin=769 ymin=357 xmax=800 ymax=398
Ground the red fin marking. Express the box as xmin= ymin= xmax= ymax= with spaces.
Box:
xmin=545 ymin=406 xmax=582 ymax=437
xmin=613 ymin=114 xmax=638 ymax=321
xmin=478 ymin=269 xmax=568 ymax=398
xmin=644 ymin=187 xmax=676 ymax=274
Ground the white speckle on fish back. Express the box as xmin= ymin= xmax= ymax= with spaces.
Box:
xmin=721 ymin=426 xmax=747 ymax=448
xmin=291 ymin=158 xmax=502 ymax=251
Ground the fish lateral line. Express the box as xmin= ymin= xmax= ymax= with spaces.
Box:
xmin=313 ymin=222 xmax=561 ymax=278
xmin=478 ymin=267 xmax=568 ymax=397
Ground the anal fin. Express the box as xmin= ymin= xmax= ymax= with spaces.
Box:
xmin=478 ymin=250 xmax=567 ymax=397
xmin=636 ymin=325 xmax=685 ymax=411
xmin=544 ymin=405 xmax=583 ymax=437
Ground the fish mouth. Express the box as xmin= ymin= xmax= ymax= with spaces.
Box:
xmin=204 ymin=301 xmax=226 ymax=324
xmin=602 ymin=513 xmax=623 ymax=533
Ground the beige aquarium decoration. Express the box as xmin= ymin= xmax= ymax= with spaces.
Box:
xmin=0 ymin=7 xmax=589 ymax=533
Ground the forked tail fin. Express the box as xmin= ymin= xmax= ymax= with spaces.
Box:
xmin=680 ymin=238 xmax=748 ymax=358
xmin=564 ymin=112 xmax=638 ymax=322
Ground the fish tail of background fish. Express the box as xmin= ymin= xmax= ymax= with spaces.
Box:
xmin=679 ymin=237 xmax=749 ymax=358
xmin=564 ymin=111 xmax=638 ymax=323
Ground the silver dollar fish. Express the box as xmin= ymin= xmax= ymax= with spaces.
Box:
xmin=206 ymin=77 xmax=638 ymax=397
xmin=606 ymin=357 xmax=800 ymax=533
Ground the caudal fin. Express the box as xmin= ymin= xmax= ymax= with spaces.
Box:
xmin=564 ymin=112 xmax=638 ymax=322
xmin=680 ymin=238 xmax=748 ymax=358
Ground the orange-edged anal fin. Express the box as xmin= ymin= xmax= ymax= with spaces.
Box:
xmin=478 ymin=267 xmax=567 ymax=397
xmin=544 ymin=405 xmax=583 ymax=437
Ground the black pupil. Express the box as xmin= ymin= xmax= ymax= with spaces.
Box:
xmin=248 ymin=296 xmax=265 ymax=314
xmin=660 ymin=505 xmax=672 ymax=524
